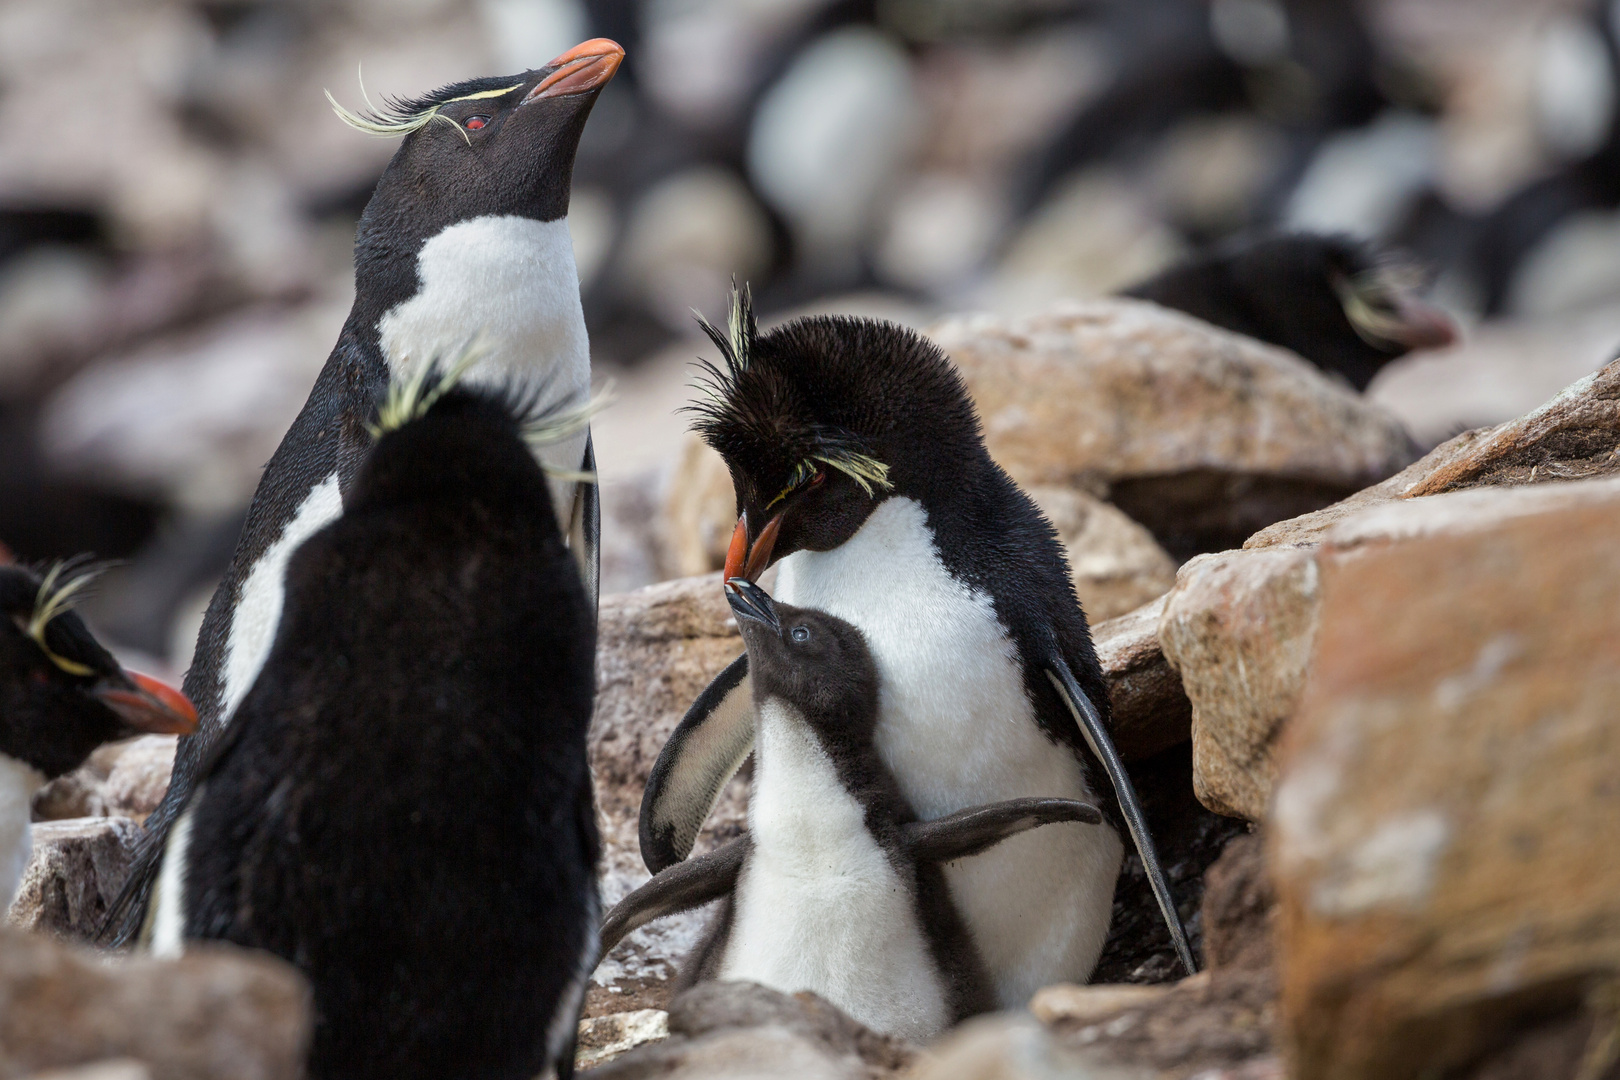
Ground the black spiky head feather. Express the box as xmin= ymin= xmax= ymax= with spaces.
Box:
xmin=687 ymin=286 xmax=986 ymax=557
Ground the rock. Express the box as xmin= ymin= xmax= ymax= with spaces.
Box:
xmin=1158 ymin=549 xmax=1321 ymax=822
xmin=1270 ymin=475 xmax=1620 ymax=1080
xmin=0 ymin=925 xmax=308 ymax=1080
xmin=909 ymin=1012 xmax=1151 ymax=1080
xmin=1028 ymin=984 xmax=1173 ymax=1027
xmin=30 ymin=774 xmax=108 ymax=823
xmin=25 ymin=1060 xmax=151 ymax=1080
xmin=1027 ymin=486 xmax=1177 ymax=623
xmin=929 ymin=300 xmax=1416 ymax=558
xmin=1159 ymin=359 xmax=1620 ymax=823
xmin=1200 ymin=833 xmax=1274 ymax=973
xmin=7 ymin=817 xmax=139 ymax=941
xmin=576 ymin=1010 xmax=669 ymax=1071
xmin=1092 ymin=595 xmax=1191 ymax=764
xmin=656 ymin=438 xmax=737 ymax=580
xmin=588 ymin=574 xmax=747 ymax=1013
xmin=590 ymin=982 xmax=915 ymax=1080
xmin=101 ymin=736 xmax=175 ymax=820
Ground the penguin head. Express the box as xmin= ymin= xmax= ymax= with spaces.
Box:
xmin=725 ymin=579 xmax=879 ymax=744
xmin=0 ymin=562 xmax=197 ymax=780
xmin=339 ymin=39 xmax=622 ymax=299
xmin=690 ymin=287 xmax=983 ymax=581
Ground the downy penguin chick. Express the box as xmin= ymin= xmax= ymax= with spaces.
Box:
xmin=149 ymin=372 xmax=600 ymax=1080
xmin=605 ymin=579 xmax=1101 ymax=1040
xmin=109 ymin=38 xmax=623 ymax=945
xmin=1121 ymin=232 xmax=1456 ymax=391
xmin=0 ymin=562 xmax=196 ymax=904
xmin=641 ymin=288 xmax=1191 ymax=1003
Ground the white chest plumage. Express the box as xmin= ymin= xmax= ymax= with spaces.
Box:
xmin=0 ymin=753 xmax=45 ymax=909
xmin=774 ymin=497 xmax=1124 ymax=1006
xmin=722 ymin=700 xmax=949 ymax=1040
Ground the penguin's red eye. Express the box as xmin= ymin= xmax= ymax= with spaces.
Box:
xmin=810 ymin=471 xmax=826 ymax=487
xmin=465 ymin=116 xmax=489 ymax=130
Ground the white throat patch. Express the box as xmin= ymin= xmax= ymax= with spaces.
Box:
xmin=722 ymin=698 xmax=949 ymax=1040
xmin=0 ymin=752 xmax=46 ymax=908
xmin=774 ymin=496 xmax=1123 ymax=1006
xmin=377 ymin=214 xmax=591 ymax=514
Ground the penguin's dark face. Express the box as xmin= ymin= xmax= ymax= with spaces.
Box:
xmin=348 ymin=39 xmax=622 ymax=308
xmin=0 ymin=566 xmax=197 ymax=779
xmin=725 ymin=580 xmax=880 ymax=746
xmin=691 ymin=292 xmax=985 ymax=581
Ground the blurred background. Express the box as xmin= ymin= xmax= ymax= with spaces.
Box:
xmin=3 ymin=0 xmax=1620 ymax=675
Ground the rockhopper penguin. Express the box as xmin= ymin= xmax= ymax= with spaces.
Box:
xmin=0 ymin=561 xmax=197 ymax=905
xmin=144 ymin=362 xmax=602 ymax=1080
xmin=600 ymin=579 xmax=1101 ymax=1039
xmin=1122 ymin=232 xmax=1456 ymax=391
xmin=640 ymin=289 xmax=1196 ymax=1006
xmin=106 ymin=38 xmax=623 ymax=945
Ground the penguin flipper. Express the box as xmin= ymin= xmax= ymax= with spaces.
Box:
xmin=1046 ymin=659 xmax=1199 ymax=976
xmin=904 ymin=798 xmax=1103 ymax=863
xmin=599 ymin=837 xmax=749 ymax=958
xmin=568 ymin=429 xmax=600 ymax=613
xmin=638 ymin=653 xmax=754 ymax=873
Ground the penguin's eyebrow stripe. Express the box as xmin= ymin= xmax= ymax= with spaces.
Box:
xmin=325 ymin=82 xmax=523 ymax=138
xmin=440 ymin=83 xmax=524 ymax=105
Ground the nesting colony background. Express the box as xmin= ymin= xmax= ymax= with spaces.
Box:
xmin=2 ymin=0 xmax=1618 ymax=671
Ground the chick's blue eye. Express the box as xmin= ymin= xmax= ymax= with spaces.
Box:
xmin=791 ymin=626 xmax=810 ymax=643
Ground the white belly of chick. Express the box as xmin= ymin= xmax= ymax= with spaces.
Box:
xmin=720 ymin=700 xmax=949 ymax=1041
xmin=775 ymin=496 xmax=1124 ymax=1007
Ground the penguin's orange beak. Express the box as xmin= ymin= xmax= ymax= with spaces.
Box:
xmin=723 ymin=511 xmax=783 ymax=585
xmin=525 ymin=39 xmax=624 ymax=103
xmin=1386 ymin=294 xmax=1457 ymax=351
xmin=93 ymin=671 xmax=199 ymax=736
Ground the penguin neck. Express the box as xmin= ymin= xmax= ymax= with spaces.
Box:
xmin=0 ymin=751 xmax=44 ymax=907
xmin=370 ymin=213 xmax=590 ymax=412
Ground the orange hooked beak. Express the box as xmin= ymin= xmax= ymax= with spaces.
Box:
xmin=524 ymin=38 xmax=624 ymax=103
xmin=723 ymin=511 xmax=784 ymax=584
xmin=1387 ymin=294 xmax=1458 ymax=351
xmin=93 ymin=671 xmax=199 ymax=736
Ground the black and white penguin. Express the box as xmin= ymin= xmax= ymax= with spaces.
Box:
xmin=639 ymin=290 xmax=1195 ymax=1006
xmin=107 ymin=39 xmax=623 ymax=944
xmin=0 ymin=561 xmax=196 ymax=904
xmin=146 ymin=367 xmax=600 ymax=1080
xmin=1121 ymin=232 xmax=1456 ymax=391
xmin=602 ymin=579 xmax=1100 ymax=1039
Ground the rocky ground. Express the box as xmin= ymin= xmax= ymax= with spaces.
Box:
xmin=3 ymin=299 xmax=1615 ymax=1078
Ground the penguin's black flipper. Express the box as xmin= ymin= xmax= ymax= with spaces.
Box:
xmin=599 ymin=837 xmax=749 ymax=957
xmin=639 ymin=654 xmax=753 ymax=872
xmin=569 ymin=429 xmax=600 ymax=613
xmin=1045 ymin=659 xmax=1198 ymax=976
xmin=903 ymin=798 xmax=1103 ymax=864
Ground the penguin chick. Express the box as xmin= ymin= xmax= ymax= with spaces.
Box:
xmin=111 ymin=38 xmax=624 ymax=946
xmin=640 ymin=287 xmax=1191 ymax=1003
xmin=603 ymin=580 xmax=1101 ymax=1040
xmin=1121 ymin=232 xmax=1456 ymax=390
xmin=151 ymin=377 xmax=600 ymax=1080
xmin=0 ymin=562 xmax=196 ymax=904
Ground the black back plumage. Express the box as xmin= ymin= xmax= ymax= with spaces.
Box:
xmin=1122 ymin=233 xmax=1439 ymax=391
xmin=0 ymin=563 xmax=195 ymax=778
xmin=177 ymin=385 xmax=599 ymax=1080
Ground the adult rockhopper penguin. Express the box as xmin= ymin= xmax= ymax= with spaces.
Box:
xmin=600 ymin=580 xmax=1101 ymax=1039
xmin=1122 ymin=232 xmax=1456 ymax=391
xmin=640 ymin=289 xmax=1196 ymax=1006
xmin=105 ymin=39 xmax=622 ymax=945
xmin=145 ymin=371 xmax=601 ymax=1080
xmin=0 ymin=561 xmax=196 ymax=905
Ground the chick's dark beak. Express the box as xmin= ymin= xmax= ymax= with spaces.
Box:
xmin=724 ymin=511 xmax=783 ymax=584
xmin=92 ymin=671 xmax=198 ymax=736
xmin=524 ymin=38 xmax=624 ymax=103
xmin=725 ymin=578 xmax=781 ymax=634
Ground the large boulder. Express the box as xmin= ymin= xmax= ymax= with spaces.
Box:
xmin=929 ymin=300 xmax=1416 ymax=558
xmin=7 ymin=817 xmax=140 ymax=941
xmin=0 ymin=925 xmax=308 ymax=1080
xmin=33 ymin=737 xmax=177 ymax=824
xmin=1270 ymin=475 xmax=1620 ymax=1080
xmin=1161 ymin=359 xmax=1620 ymax=821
